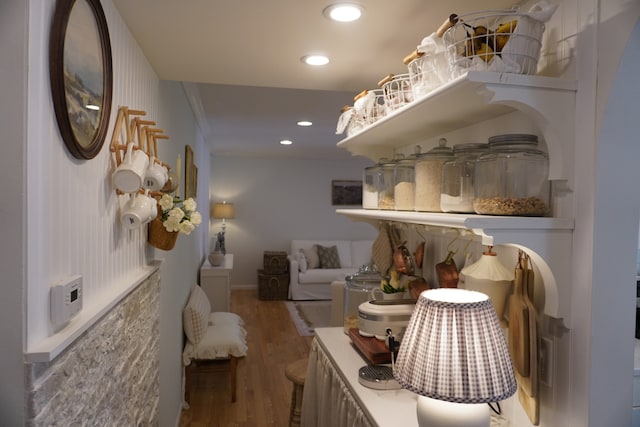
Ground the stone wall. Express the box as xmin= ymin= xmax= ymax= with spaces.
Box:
xmin=25 ymin=272 xmax=160 ymax=425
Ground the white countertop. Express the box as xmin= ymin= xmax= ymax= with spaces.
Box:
xmin=314 ymin=327 xmax=419 ymax=427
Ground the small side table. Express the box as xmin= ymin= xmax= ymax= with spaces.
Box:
xmin=200 ymin=254 xmax=234 ymax=312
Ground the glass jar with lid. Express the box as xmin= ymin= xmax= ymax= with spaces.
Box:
xmin=393 ymin=149 xmax=419 ymax=211
xmin=344 ymin=265 xmax=383 ymax=334
xmin=441 ymin=143 xmax=488 ymax=213
xmin=473 ymin=134 xmax=550 ymax=216
xmin=377 ymin=159 xmax=396 ymax=210
xmin=414 ymin=138 xmax=454 ymax=212
xmin=362 ymin=163 xmax=381 ymax=209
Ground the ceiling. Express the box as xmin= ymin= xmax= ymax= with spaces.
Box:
xmin=113 ymin=0 xmax=519 ymax=159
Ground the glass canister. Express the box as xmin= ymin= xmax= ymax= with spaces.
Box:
xmin=344 ymin=265 xmax=383 ymax=334
xmin=473 ymin=134 xmax=550 ymax=216
xmin=440 ymin=143 xmax=488 ymax=213
xmin=414 ymin=138 xmax=454 ymax=212
xmin=377 ymin=159 xmax=396 ymax=210
xmin=393 ymin=154 xmax=416 ymax=211
xmin=362 ymin=163 xmax=381 ymax=209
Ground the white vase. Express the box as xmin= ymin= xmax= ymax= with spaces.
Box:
xmin=208 ymin=251 xmax=225 ymax=266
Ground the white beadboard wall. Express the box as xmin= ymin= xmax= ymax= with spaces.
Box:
xmin=26 ymin=1 xmax=161 ymax=351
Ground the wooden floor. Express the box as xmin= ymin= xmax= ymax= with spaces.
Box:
xmin=179 ymin=289 xmax=314 ymax=427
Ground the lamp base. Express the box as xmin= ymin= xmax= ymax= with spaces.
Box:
xmin=417 ymin=396 xmax=489 ymax=427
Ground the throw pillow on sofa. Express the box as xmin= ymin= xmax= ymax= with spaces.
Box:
xmin=317 ymin=245 xmax=341 ymax=269
xmin=301 ymin=247 xmax=320 ymax=269
xmin=298 ymin=251 xmax=308 ymax=273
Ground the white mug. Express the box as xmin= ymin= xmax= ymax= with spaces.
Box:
xmin=143 ymin=156 xmax=168 ymax=191
xmin=120 ymin=190 xmax=157 ymax=229
xmin=112 ymin=142 xmax=149 ymax=193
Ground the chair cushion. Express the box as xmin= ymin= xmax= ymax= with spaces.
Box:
xmin=209 ymin=312 xmax=244 ymax=326
xmin=183 ymin=322 xmax=248 ymax=365
xmin=317 ymin=245 xmax=341 ymax=268
xmin=183 ymin=284 xmax=211 ymax=344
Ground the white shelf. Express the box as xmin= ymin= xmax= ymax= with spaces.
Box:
xmin=338 ymin=71 xmax=576 ymax=185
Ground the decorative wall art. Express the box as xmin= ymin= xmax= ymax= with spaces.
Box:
xmin=185 ymin=145 xmax=198 ymax=199
xmin=331 ymin=180 xmax=363 ymax=206
xmin=50 ymin=0 xmax=113 ymax=159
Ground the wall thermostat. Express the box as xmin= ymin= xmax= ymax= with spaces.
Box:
xmin=51 ymin=275 xmax=83 ymax=326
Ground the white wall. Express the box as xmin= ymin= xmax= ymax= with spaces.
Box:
xmin=0 ymin=0 xmax=206 ymax=424
xmin=210 ymin=155 xmax=377 ymax=286
xmin=0 ymin=0 xmax=27 ymax=423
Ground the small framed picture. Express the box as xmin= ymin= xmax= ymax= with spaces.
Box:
xmin=331 ymin=180 xmax=363 ymax=206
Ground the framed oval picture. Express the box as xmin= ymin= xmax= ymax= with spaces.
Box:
xmin=50 ymin=0 xmax=113 ymax=159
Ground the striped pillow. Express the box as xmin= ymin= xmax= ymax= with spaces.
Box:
xmin=183 ymin=284 xmax=211 ymax=344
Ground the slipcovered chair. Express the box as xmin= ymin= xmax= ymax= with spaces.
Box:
xmin=182 ymin=283 xmax=248 ymax=406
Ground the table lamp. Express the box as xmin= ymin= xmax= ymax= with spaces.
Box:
xmin=212 ymin=201 xmax=235 ymax=233
xmin=393 ymin=288 xmax=517 ymax=427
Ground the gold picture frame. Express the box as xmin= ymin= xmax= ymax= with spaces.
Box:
xmin=184 ymin=145 xmax=197 ymax=199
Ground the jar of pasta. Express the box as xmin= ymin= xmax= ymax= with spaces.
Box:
xmin=393 ymin=154 xmax=417 ymax=211
xmin=362 ymin=163 xmax=381 ymax=209
xmin=377 ymin=159 xmax=396 ymax=210
xmin=441 ymin=143 xmax=488 ymax=213
xmin=473 ymin=134 xmax=549 ymax=216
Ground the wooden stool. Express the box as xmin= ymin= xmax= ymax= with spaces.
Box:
xmin=285 ymin=358 xmax=308 ymax=427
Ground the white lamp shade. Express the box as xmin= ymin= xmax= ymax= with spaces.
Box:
xmin=393 ymin=288 xmax=517 ymax=404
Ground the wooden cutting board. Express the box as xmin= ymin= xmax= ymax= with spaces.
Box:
xmin=348 ymin=328 xmax=393 ymax=364
xmin=509 ymin=267 xmax=530 ymax=377
xmin=520 ymin=263 xmax=539 ymax=398
xmin=518 ymin=259 xmax=540 ymax=425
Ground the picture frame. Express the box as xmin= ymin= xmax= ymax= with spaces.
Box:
xmin=185 ymin=145 xmax=197 ymax=199
xmin=331 ymin=180 xmax=363 ymax=206
xmin=50 ymin=0 xmax=113 ymax=160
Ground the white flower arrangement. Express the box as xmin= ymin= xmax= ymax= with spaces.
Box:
xmin=158 ymin=193 xmax=202 ymax=235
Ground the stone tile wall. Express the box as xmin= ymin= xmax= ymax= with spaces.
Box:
xmin=25 ymin=271 xmax=160 ymax=425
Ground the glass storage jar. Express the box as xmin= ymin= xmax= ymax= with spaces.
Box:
xmin=393 ymin=155 xmax=416 ymax=211
xmin=377 ymin=159 xmax=396 ymax=210
xmin=473 ymin=134 xmax=550 ymax=216
xmin=344 ymin=265 xmax=383 ymax=334
xmin=362 ymin=163 xmax=381 ymax=209
xmin=441 ymin=143 xmax=488 ymax=213
xmin=414 ymin=139 xmax=453 ymax=212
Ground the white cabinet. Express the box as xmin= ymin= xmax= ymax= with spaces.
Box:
xmin=200 ymin=254 xmax=234 ymax=312
xmin=336 ymin=71 xmax=577 ymax=326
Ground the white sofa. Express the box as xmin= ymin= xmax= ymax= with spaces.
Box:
xmin=288 ymin=239 xmax=374 ymax=300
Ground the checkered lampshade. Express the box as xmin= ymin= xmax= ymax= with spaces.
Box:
xmin=393 ymin=288 xmax=517 ymax=404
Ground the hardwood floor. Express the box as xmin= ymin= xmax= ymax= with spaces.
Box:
xmin=179 ymin=289 xmax=314 ymax=427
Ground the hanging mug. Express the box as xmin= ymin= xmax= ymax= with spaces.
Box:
xmin=143 ymin=156 xmax=168 ymax=191
xmin=120 ymin=189 xmax=157 ymax=229
xmin=112 ymin=142 xmax=149 ymax=193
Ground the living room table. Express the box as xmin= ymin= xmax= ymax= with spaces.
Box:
xmin=300 ymin=326 xmax=418 ymax=427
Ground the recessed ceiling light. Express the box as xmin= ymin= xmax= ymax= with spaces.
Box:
xmin=297 ymin=121 xmax=313 ymax=127
xmin=301 ymin=55 xmax=329 ymax=66
xmin=280 ymin=140 xmax=293 ymax=145
xmin=323 ymin=3 xmax=363 ymax=22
